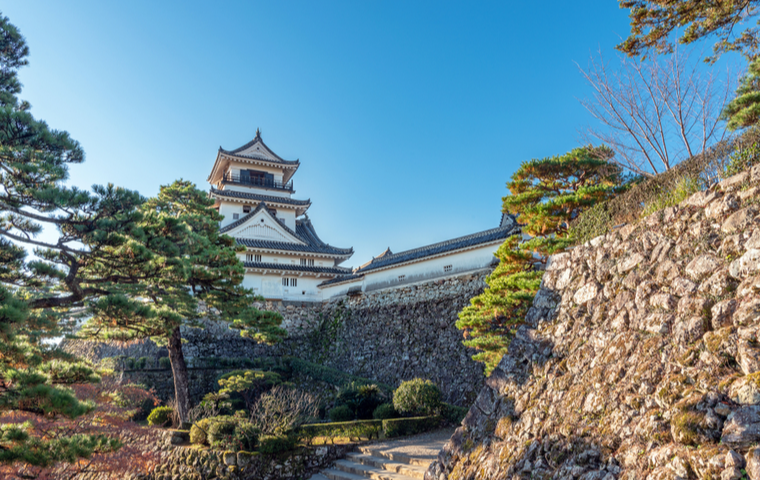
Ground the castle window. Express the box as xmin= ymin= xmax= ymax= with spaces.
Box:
xmin=243 ymin=205 xmax=251 ymax=213
xmin=443 ymin=265 xmax=452 ymax=273
xmin=300 ymin=258 xmax=315 ymax=266
xmin=398 ymin=275 xmax=405 ymax=281
xmin=282 ymin=278 xmax=297 ymax=287
xmin=246 ymin=254 xmax=261 ymax=262
xmin=232 ymin=213 xmax=239 ymax=220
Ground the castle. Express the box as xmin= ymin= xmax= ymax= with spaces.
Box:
xmin=208 ymin=131 xmax=518 ymax=302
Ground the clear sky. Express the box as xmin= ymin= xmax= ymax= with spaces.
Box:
xmin=0 ymin=1 xmax=702 ymax=267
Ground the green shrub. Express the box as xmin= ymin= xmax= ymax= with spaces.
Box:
xmin=441 ymin=403 xmax=468 ymax=425
xmin=725 ymin=141 xmax=760 ymax=176
xmin=158 ymin=357 xmax=171 ymax=369
xmin=382 ymin=416 xmax=441 ymax=438
xmin=299 ymin=419 xmax=382 ymax=444
xmin=190 ymin=417 xmax=214 ymax=445
xmin=328 ymin=405 xmax=353 ymax=422
xmin=640 ymin=176 xmax=699 ymax=218
xmin=287 ymin=357 xmax=393 ymax=391
xmin=336 ymin=382 xmax=385 ymax=420
xmin=372 ymin=403 xmax=398 ymax=420
xmin=207 ymin=417 xmax=258 ymax=451
xmin=393 ymin=379 xmax=442 ymax=417
xmin=147 ymin=406 xmax=173 ymax=427
xmin=258 ymin=434 xmax=297 ymax=454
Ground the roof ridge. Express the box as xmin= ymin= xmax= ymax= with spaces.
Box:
xmin=219 ymin=131 xmax=300 ymax=165
xmin=236 ymin=238 xmax=354 ymax=255
xmin=355 ymin=222 xmax=519 ymax=274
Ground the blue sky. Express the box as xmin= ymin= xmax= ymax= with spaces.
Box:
xmin=1 ymin=1 xmax=715 ymax=267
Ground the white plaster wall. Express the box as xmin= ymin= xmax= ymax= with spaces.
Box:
xmin=319 ymin=243 xmax=501 ymax=299
xmin=218 ymin=201 xmax=298 ymax=231
xmin=242 ymin=271 xmax=325 ymax=301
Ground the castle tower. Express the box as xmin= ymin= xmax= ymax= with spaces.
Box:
xmin=207 ymin=130 xmax=353 ymax=301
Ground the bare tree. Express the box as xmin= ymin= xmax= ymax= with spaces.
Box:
xmin=577 ymin=47 xmax=734 ymax=177
xmin=249 ymin=386 xmax=320 ymax=436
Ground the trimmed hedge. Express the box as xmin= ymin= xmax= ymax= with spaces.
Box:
xmin=382 ymin=416 xmax=441 ymax=438
xmin=299 ymin=419 xmax=382 ymax=443
xmin=190 ymin=417 xmax=214 ymax=445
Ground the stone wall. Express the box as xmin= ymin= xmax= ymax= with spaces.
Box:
xmin=147 ymin=442 xmax=352 ymax=480
xmin=427 ymin=167 xmax=760 ymax=479
xmin=63 ymin=271 xmax=489 ymax=406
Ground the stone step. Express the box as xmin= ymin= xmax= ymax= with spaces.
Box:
xmin=345 ymin=453 xmax=427 ymax=479
xmin=307 ymin=474 xmax=331 ymax=480
xmin=330 ymin=460 xmax=418 ymax=480
xmin=356 ymin=445 xmax=437 ymax=468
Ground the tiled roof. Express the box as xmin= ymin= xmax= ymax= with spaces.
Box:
xmin=354 ymin=216 xmax=518 ymax=274
xmin=220 ymin=207 xmax=353 ymax=258
xmin=236 ymin=238 xmax=353 ymax=256
xmin=210 ymin=188 xmax=311 ymax=206
xmin=219 ymin=129 xmax=300 ymax=166
xmin=219 ymin=201 xmax=273 ymax=234
xmin=295 ymin=217 xmax=353 ymax=255
xmin=317 ymin=273 xmax=365 ymax=287
xmin=243 ymin=261 xmax=351 ymax=275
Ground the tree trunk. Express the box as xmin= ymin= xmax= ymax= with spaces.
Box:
xmin=167 ymin=325 xmax=190 ymax=425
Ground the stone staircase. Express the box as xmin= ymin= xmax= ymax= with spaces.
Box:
xmin=308 ymin=429 xmax=452 ymax=480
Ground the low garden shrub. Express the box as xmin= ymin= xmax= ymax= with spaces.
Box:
xmin=249 ymin=386 xmax=320 ymax=436
xmin=158 ymin=357 xmax=171 ymax=369
xmin=258 ymin=434 xmax=297 ymax=454
xmin=190 ymin=417 xmax=214 ymax=445
xmin=441 ymin=403 xmax=468 ymax=425
xmin=393 ymin=379 xmax=441 ymax=417
xmin=207 ymin=417 xmax=258 ymax=451
xmin=382 ymin=416 xmax=441 ymax=438
xmin=328 ymin=405 xmax=353 ymax=422
xmin=336 ymin=382 xmax=385 ymax=420
xmin=147 ymin=406 xmax=173 ymax=427
xmin=372 ymin=403 xmax=398 ymax=420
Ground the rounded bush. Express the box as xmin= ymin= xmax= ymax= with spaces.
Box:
xmin=206 ymin=417 xmax=258 ymax=451
xmin=258 ymin=434 xmax=296 ymax=454
xmin=392 ymin=379 xmax=441 ymax=417
xmin=190 ymin=418 xmax=213 ymax=445
xmin=147 ymin=406 xmax=173 ymax=427
xmin=328 ymin=405 xmax=354 ymax=422
xmin=373 ymin=403 xmax=398 ymax=420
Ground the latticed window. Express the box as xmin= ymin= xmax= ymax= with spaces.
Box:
xmin=282 ymin=278 xmax=297 ymax=287
xmin=246 ymin=254 xmax=261 ymax=262
xmin=300 ymin=258 xmax=315 ymax=266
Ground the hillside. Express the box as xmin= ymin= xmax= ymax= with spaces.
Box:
xmin=427 ymin=165 xmax=760 ymax=479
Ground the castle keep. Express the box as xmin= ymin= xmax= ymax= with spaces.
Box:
xmin=208 ymin=131 xmax=518 ymax=302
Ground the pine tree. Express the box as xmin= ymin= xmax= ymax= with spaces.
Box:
xmin=722 ymin=58 xmax=760 ymax=131
xmin=0 ymin=12 xmax=132 ymax=465
xmin=81 ymin=180 xmax=286 ymax=423
xmin=457 ymin=146 xmax=623 ymax=375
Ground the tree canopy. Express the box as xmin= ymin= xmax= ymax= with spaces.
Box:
xmin=617 ymin=0 xmax=760 ymax=63
xmin=457 ymin=146 xmax=624 ymax=374
xmin=722 ymin=57 xmax=760 ymax=130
